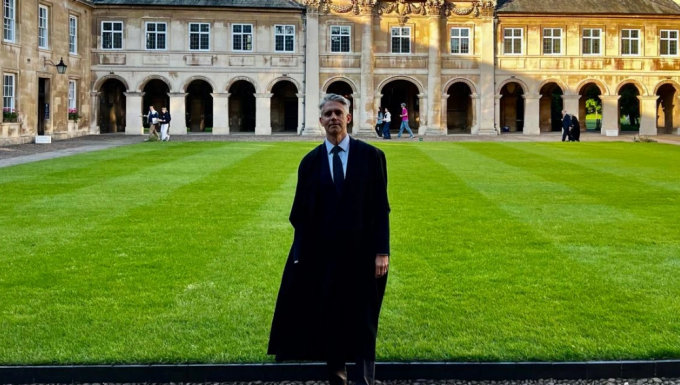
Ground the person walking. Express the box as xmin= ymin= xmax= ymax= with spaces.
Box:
xmin=397 ymin=103 xmax=415 ymax=139
xmin=569 ymin=114 xmax=581 ymax=142
xmin=268 ymin=93 xmax=391 ymax=385
xmin=382 ymin=107 xmax=392 ymax=139
xmin=561 ymin=109 xmax=572 ymax=142
xmin=159 ymin=107 xmax=171 ymax=141
xmin=147 ymin=106 xmax=160 ymax=140
xmin=375 ymin=109 xmax=384 ymax=138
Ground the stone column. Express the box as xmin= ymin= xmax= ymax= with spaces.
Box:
xmin=417 ymin=94 xmax=427 ymax=135
xmin=638 ymin=95 xmax=659 ymax=135
xmin=123 ymin=92 xmax=144 ymax=135
xmin=90 ymin=91 xmax=100 ymax=134
xmin=471 ymin=93 xmax=481 ymax=135
xmin=211 ymin=93 xmax=230 ymax=135
xmin=478 ymin=13 xmax=496 ymax=134
xmin=296 ymin=93 xmax=305 ymax=134
xmin=168 ymin=93 xmax=187 ymax=135
xmin=351 ymin=93 xmax=361 ymax=135
xmin=440 ymin=93 xmax=450 ymax=132
xmin=600 ymin=95 xmax=621 ymax=135
xmin=523 ymin=94 xmax=541 ymax=135
xmin=303 ymin=9 xmax=322 ymax=135
xmin=358 ymin=9 xmax=376 ymax=135
xmin=426 ymin=12 xmax=443 ymax=135
xmin=255 ymin=93 xmax=273 ymax=135
xmin=493 ymin=94 xmax=502 ymax=135
xmin=561 ymin=95 xmax=581 ymax=120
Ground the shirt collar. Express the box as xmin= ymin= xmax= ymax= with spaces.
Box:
xmin=325 ymin=134 xmax=350 ymax=155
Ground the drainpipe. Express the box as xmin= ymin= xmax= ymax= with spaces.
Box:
xmin=300 ymin=9 xmax=307 ymax=135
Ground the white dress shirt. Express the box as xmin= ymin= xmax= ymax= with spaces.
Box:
xmin=324 ymin=134 xmax=350 ymax=182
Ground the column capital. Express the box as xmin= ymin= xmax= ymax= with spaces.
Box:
xmin=637 ymin=95 xmax=659 ymax=101
xmin=494 ymin=94 xmax=503 ymax=100
xmin=296 ymin=93 xmax=305 ymax=98
xmin=351 ymin=93 xmax=361 ymax=98
xmin=561 ymin=94 xmax=581 ymax=100
xmin=599 ymin=95 xmax=621 ymax=101
xmin=123 ymin=92 xmax=144 ymax=97
xmin=90 ymin=91 xmax=100 ymax=97
xmin=442 ymin=93 xmax=450 ymax=99
xmin=523 ymin=94 xmax=542 ymax=100
xmin=168 ymin=92 xmax=188 ymax=98
xmin=417 ymin=93 xmax=428 ymax=99
xmin=210 ymin=92 xmax=231 ymax=98
xmin=255 ymin=93 xmax=273 ymax=98
xmin=469 ymin=93 xmax=480 ymax=99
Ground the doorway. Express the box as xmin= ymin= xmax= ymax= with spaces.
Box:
xmin=38 ymin=78 xmax=50 ymax=135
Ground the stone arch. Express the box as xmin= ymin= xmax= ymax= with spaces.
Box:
xmin=94 ymin=75 xmax=129 ymax=92
xmin=377 ymin=75 xmax=425 ymax=94
xmin=496 ymin=77 xmax=529 ymax=95
xmin=575 ymin=79 xmax=610 ymax=96
xmin=266 ymin=77 xmax=302 ymax=93
xmin=653 ymin=79 xmax=680 ymax=95
xmin=137 ymin=75 xmax=173 ymax=93
xmin=182 ymin=76 xmax=217 ymax=93
xmin=443 ymin=78 xmax=478 ymax=95
xmin=615 ymin=79 xmax=648 ymax=96
xmin=322 ymin=76 xmax=359 ymax=93
xmin=226 ymin=76 xmax=261 ymax=94
xmin=537 ymin=78 xmax=570 ymax=95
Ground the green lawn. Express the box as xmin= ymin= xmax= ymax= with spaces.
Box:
xmin=1 ymin=141 xmax=679 ymax=364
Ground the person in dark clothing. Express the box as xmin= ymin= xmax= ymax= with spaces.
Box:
xmin=569 ymin=114 xmax=581 ymax=142
xmin=159 ymin=107 xmax=171 ymax=141
xmin=268 ymin=93 xmax=391 ymax=385
xmin=561 ymin=110 xmax=572 ymax=142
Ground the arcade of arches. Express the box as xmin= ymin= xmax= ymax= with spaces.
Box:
xmin=95 ymin=77 xmax=679 ymax=136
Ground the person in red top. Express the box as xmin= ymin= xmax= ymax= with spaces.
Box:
xmin=397 ymin=103 xmax=415 ymax=139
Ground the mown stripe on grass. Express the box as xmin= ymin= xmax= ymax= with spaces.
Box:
xmin=0 ymin=142 xmax=312 ymax=365
xmin=419 ymin=143 xmax=680 ymax=360
xmin=497 ymin=142 xmax=680 ymax=194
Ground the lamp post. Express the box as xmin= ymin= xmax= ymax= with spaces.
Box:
xmin=44 ymin=57 xmax=67 ymax=74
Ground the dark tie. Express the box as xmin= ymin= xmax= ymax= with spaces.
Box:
xmin=331 ymin=145 xmax=344 ymax=194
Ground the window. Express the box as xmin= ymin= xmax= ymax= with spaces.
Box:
xmin=582 ymin=28 xmax=602 ymax=55
xmin=503 ymin=28 xmax=523 ymax=54
xmin=450 ymin=28 xmax=470 ymax=54
xmin=330 ymin=25 xmax=351 ymax=53
xmin=543 ymin=28 xmax=562 ymax=55
xmin=68 ymin=80 xmax=76 ymax=110
xmin=145 ymin=22 xmax=166 ymax=50
xmin=3 ymin=0 xmax=15 ymax=42
xmin=69 ymin=16 xmax=77 ymax=54
xmin=274 ymin=25 xmax=294 ymax=52
xmin=38 ymin=5 xmax=48 ymax=49
xmin=621 ymin=29 xmax=641 ymax=55
xmin=102 ymin=21 xmax=123 ymax=49
xmin=3 ymin=74 xmax=15 ymax=111
xmin=232 ymin=24 xmax=253 ymax=51
xmin=660 ymin=30 xmax=678 ymax=56
xmin=189 ymin=23 xmax=209 ymax=51
xmin=391 ymin=27 xmax=411 ymax=54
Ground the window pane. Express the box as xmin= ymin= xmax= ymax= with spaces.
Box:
xmin=671 ymin=31 xmax=678 ymax=39
xmin=201 ymin=24 xmax=209 ymax=32
xmin=622 ymin=39 xmax=630 ymax=55
xmin=158 ymin=34 xmax=165 ymax=49
xmin=504 ymin=39 xmax=512 ymax=53
xmin=244 ymin=25 xmax=252 ymax=33
xmin=114 ymin=33 xmax=122 ymax=48
xmin=592 ymin=39 xmax=600 ymax=54
xmin=341 ymin=36 xmax=349 ymax=52
xmin=245 ymin=35 xmax=252 ymax=50
xmin=113 ymin=23 xmax=122 ymax=31
xmin=451 ymin=29 xmax=459 ymax=37
xmin=461 ymin=38 xmax=469 ymax=53
xmin=622 ymin=30 xmax=629 ymax=38
xmin=451 ymin=38 xmax=459 ymax=53
xmin=631 ymin=30 xmax=639 ymax=38
xmin=285 ymin=35 xmax=294 ymax=51
xmin=275 ymin=35 xmax=283 ymax=51
xmin=158 ymin=23 xmax=166 ymax=32
xmin=103 ymin=22 xmax=111 ymax=31
xmin=341 ymin=26 xmax=350 ymax=34
xmin=554 ymin=39 xmax=561 ymax=54
xmin=331 ymin=26 xmax=339 ymax=35
xmin=504 ymin=29 xmax=512 ymax=37
xmin=200 ymin=35 xmax=208 ymax=50
xmin=275 ymin=25 xmax=283 ymax=34
xmin=233 ymin=24 xmax=241 ymax=33
xmin=391 ymin=28 xmax=399 ymax=36
xmin=147 ymin=23 xmax=155 ymax=32
xmin=391 ymin=37 xmax=399 ymax=53
xmin=513 ymin=39 xmax=521 ymax=53
xmin=233 ymin=35 xmax=241 ymax=50
xmin=190 ymin=24 xmax=198 ymax=32
xmin=285 ymin=26 xmax=294 ymax=35
xmin=544 ymin=29 xmax=551 ymax=37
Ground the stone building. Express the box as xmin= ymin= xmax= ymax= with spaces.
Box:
xmin=2 ymin=0 xmax=680 ymax=146
xmin=1 ymin=0 xmax=93 ymax=145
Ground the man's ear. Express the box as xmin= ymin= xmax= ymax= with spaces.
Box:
xmin=347 ymin=114 xmax=352 ymax=124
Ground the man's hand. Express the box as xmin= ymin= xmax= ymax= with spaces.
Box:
xmin=375 ymin=254 xmax=389 ymax=278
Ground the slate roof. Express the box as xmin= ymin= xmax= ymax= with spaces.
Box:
xmin=91 ymin=0 xmax=304 ymax=8
xmin=496 ymin=0 xmax=680 ymax=15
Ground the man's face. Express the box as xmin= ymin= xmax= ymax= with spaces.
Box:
xmin=162 ymin=108 xmax=167 ymax=113
xmin=319 ymin=101 xmax=351 ymax=136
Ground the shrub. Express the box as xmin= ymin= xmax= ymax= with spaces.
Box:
xmin=68 ymin=108 xmax=80 ymax=122
xmin=3 ymin=107 xmax=18 ymax=122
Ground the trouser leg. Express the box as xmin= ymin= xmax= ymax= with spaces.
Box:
xmin=327 ymin=360 xmax=348 ymax=385
xmin=354 ymin=356 xmax=375 ymax=385
xmin=398 ymin=122 xmax=405 ymax=137
xmin=562 ymin=129 xmax=568 ymax=141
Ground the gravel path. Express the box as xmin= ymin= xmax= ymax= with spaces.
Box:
xmin=7 ymin=379 xmax=680 ymax=385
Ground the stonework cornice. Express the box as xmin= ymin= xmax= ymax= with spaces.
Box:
xmin=301 ymin=0 xmax=496 ymax=17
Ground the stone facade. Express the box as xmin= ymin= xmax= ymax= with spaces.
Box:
xmin=2 ymin=0 xmax=680 ymax=146
xmin=0 ymin=0 xmax=92 ymax=145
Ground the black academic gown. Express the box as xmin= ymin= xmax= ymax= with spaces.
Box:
xmin=268 ymin=137 xmax=391 ymax=363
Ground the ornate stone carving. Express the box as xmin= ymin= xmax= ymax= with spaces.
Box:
xmin=302 ymin=0 xmax=376 ymax=15
xmin=301 ymin=0 xmax=496 ymax=17
xmin=442 ymin=1 xmax=496 ymax=18
xmin=424 ymin=0 xmax=445 ymax=16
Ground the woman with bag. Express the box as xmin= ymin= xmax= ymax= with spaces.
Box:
xmin=147 ymin=106 xmax=160 ymax=140
xmin=382 ymin=107 xmax=392 ymax=139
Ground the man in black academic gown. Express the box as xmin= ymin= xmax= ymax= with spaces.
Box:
xmin=561 ymin=109 xmax=572 ymax=142
xmin=268 ymin=94 xmax=391 ymax=385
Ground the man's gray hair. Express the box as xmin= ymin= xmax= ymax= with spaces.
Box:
xmin=319 ymin=93 xmax=351 ymax=114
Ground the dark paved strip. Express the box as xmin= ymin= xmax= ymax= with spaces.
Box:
xmin=1 ymin=361 xmax=679 ymax=383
